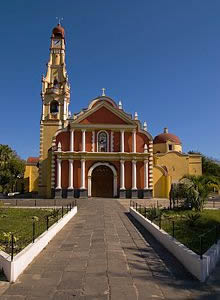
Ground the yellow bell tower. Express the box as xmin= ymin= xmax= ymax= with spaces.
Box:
xmin=38 ymin=23 xmax=70 ymax=198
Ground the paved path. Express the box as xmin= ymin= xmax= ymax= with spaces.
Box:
xmin=0 ymin=199 xmax=219 ymax=299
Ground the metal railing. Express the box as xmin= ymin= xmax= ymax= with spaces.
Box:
xmin=130 ymin=200 xmax=220 ymax=259
xmin=0 ymin=200 xmax=77 ymax=261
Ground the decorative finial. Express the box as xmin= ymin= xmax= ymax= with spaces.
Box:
xmin=101 ymin=88 xmax=106 ymax=96
xmin=143 ymin=121 xmax=147 ymax=131
xmin=56 ymin=17 xmax=63 ymax=25
xmin=164 ymin=127 xmax=168 ymax=133
xmin=118 ymin=100 xmax=122 ymax=109
xmin=134 ymin=112 xmax=138 ymax=120
xmin=57 ymin=142 xmax=62 ymax=152
xmin=144 ymin=144 xmax=148 ymax=153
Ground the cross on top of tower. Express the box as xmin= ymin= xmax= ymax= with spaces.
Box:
xmin=101 ymin=88 xmax=106 ymax=96
xmin=56 ymin=17 xmax=63 ymax=25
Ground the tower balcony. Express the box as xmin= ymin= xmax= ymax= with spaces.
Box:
xmin=46 ymin=87 xmax=64 ymax=95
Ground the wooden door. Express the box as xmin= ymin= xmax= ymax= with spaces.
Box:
xmin=92 ymin=165 xmax=113 ymax=197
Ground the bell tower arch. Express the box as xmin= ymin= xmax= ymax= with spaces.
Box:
xmin=39 ymin=23 xmax=70 ymax=198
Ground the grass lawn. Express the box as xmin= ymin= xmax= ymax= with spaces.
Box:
xmin=140 ymin=209 xmax=220 ymax=255
xmin=0 ymin=207 xmax=67 ymax=255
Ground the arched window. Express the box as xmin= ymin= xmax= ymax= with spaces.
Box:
xmin=50 ymin=100 xmax=59 ymax=113
xmin=98 ymin=131 xmax=108 ymax=152
xmin=53 ymin=78 xmax=59 ymax=88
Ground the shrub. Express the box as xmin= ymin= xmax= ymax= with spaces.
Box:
xmin=147 ymin=206 xmax=163 ymax=222
xmin=185 ymin=213 xmax=201 ymax=227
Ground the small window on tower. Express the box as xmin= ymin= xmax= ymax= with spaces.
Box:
xmin=53 ymin=79 xmax=59 ymax=88
xmin=168 ymin=144 xmax=173 ymax=151
xmin=50 ymin=100 xmax=59 ymax=114
xmin=98 ymin=131 xmax=108 ymax=152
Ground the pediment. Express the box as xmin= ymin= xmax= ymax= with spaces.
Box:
xmin=72 ymin=101 xmax=135 ymax=126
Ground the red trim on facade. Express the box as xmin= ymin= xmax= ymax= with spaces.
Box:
xmin=125 ymin=161 xmax=132 ymax=189
xmin=56 ymin=132 xmax=70 ymax=151
xmin=136 ymin=132 xmax=148 ymax=153
xmin=79 ymin=106 xmax=128 ymax=125
xmin=137 ymin=161 xmax=144 ymax=189
xmin=124 ymin=132 xmax=132 ymax=152
xmin=114 ymin=132 xmax=120 ymax=152
xmin=86 ymin=132 xmax=92 ymax=152
xmin=73 ymin=160 xmax=81 ymax=189
xmin=61 ymin=160 xmax=69 ymax=188
xmin=74 ymin=131 xmax=81 ymax=152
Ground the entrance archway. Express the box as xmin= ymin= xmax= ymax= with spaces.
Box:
xmin=92 ymin=165 xmax=113 ymax=197
xmin=88 ymin=162 xmax=117 ymax=197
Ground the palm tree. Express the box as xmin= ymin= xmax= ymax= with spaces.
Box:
xmin=182 ymin=175 xmax=219 ymax=211
xmin=0 ymin=145 xmax=14 ymax=168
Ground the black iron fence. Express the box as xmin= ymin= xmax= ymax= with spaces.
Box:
xmin=0 ymin=200 xmax=77 ymax=261
xmin=130 ymin=200 xmax=220 ymax=259
xmin=1 ymin=198 xmax=75 ymax=208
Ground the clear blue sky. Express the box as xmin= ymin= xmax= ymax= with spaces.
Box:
xmin=0 ymin=0 xmax=220 ymax=160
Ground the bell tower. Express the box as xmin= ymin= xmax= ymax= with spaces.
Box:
xmin=39 ymin=23 xmax=70 ymax=198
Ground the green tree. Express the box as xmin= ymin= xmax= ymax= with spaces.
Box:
xmin=182 ymin=175 xmax=219 ymax=211
xmin=188 ymin=151 xmax=220 ymax=180
xmin=0 ymin=145 xmax=25 ymax=194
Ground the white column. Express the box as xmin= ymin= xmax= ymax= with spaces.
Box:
xmin=148 ymin=140 xmax=153 ymax=189
xmin=111 ymin=131 xmax=114 ymax=152
xmin=80 ymin=159 xmax=86 ymax=189
xmin=42 ymin=104 xmax=45 ymax=120
xmin=92 ymin=131 xmax=95 ymax=152
xmin=132 ymin=130 xmax=136 ymax=153
xmin=120 ymin=130 xmax=125 ymax=153
xmin=144 ymin=160 xmax=149 ymax=189
xmin=63 ymin=101 xmax=67 ymax=120
xmin=56 ymin=159 xmax=62 ymax=189
xmin=82 ymin=129 xmax=86 ymax=152
xmin=68 ymin=159 xmax=73 ymax=189
xmin=120 ymin=160 xmax=125 ymax=190
xmin=70 ymin=130 xmax=74 ymax=152
xmin=132 ymin=160 xmax=137 ymax=190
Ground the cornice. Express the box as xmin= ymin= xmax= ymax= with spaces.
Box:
xmin=70 ymin=124 xmax=136 ymax=130
xmin=54 ymin=151 xmax=150 ymax=161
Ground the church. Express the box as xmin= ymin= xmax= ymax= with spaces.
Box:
xmin=24 ymin=23 xmax=202 ymax=199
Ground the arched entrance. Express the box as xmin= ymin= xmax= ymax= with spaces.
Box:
xmin=88 ymin=162 xmax=117 ymax=197
xmin=92 ymin=165 xmax=113 ymax=197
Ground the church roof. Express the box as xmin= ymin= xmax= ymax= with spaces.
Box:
xmin=154 ymin=128 xmax=181 ymax=145
xmin=52 ymin=23 xmax=65 ymax=38
xmin=26 ymin=157 xmax=39 ymax=165
xmin=88 ymin=96 xmax=118 ymax=109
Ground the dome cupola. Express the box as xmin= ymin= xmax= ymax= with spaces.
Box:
xmin=153 ymin=128 xmax=182 ymax=153
xmin=153 ymin=127 xmax=181 ymax=145
xmin=52 ymin=23 xmax=65 ymax=38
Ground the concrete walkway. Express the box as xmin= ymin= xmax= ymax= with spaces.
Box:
xmin=0 ymin=199 xmax=219 ymax=299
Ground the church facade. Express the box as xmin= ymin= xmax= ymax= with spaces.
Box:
xmin=24 ymin=24 xmax=202 ymax=199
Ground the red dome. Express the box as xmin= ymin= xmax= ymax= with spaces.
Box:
xmin=154 ymin=128 xmax=181 ymax=145
xmin=52 ymin=24 xmax=65 ymax=38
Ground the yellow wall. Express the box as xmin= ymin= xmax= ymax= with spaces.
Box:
xmin=153 ymin=152 xmax=202 ymax=198
xmin=153 ymin=143 xmax=167 ymax=154
xmin=153 ymin=143 xmax=182 ymax=154
xmin=153 ymin=166 xmax=171 ymax=198
xmin=24 ymin=165 xmax=39 ymax=193
xmin=39 ymin=123 xmax=59 ymax=198
xmin=155 ymin=152 xmax=189 ymax=183
xmin=188 ymin=155 xmax=202 ymax=176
